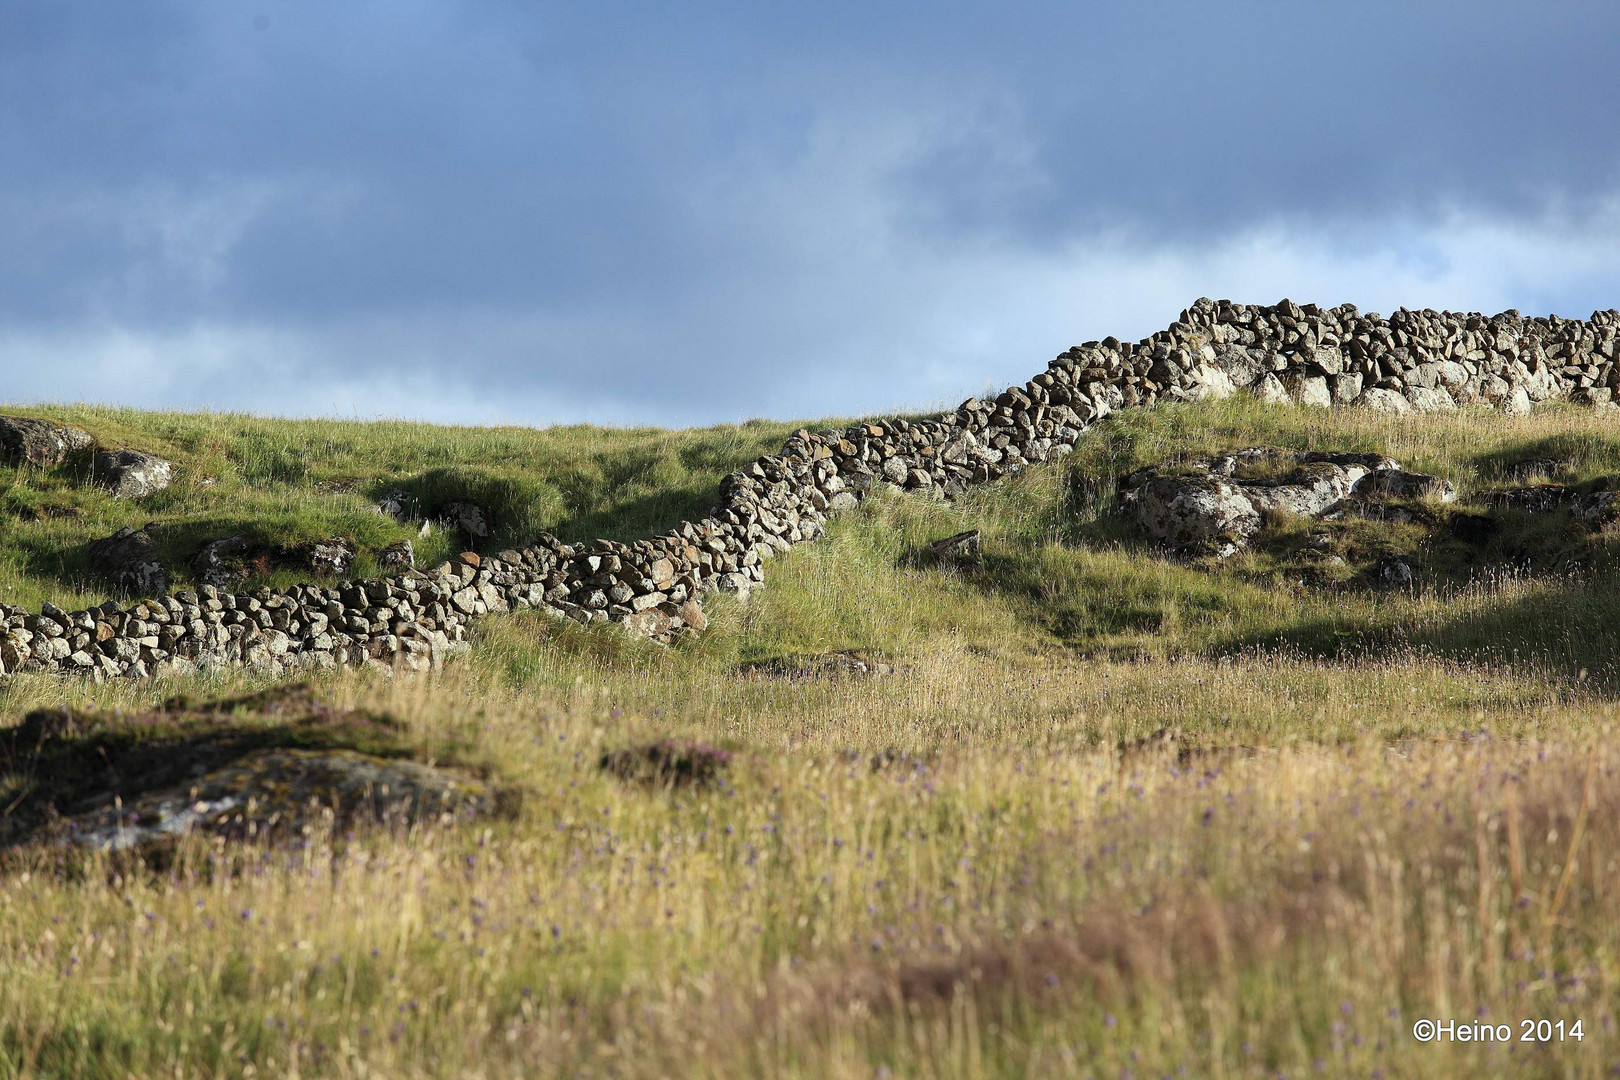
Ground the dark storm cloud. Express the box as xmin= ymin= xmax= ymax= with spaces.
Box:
xmin=1 ymin=1 xmax=1617 ymax=424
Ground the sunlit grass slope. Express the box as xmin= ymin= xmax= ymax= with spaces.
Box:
xmin=4 ymin=397 xmax=1620 ymax=1078
xmin=0 ymin=404 xmax=829 ymax=611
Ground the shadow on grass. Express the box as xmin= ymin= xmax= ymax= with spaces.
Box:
xmin=1218 ymin=576 xmax=1620 ymax=693
xmin=371 ymin=464 xmax=726 ymax=549
xmin=932 ymin=500 xmax=1620 ymax=690
xmin=1468 ymin=431 xmax=1620 ymax=486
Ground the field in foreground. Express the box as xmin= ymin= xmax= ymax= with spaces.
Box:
xmin=4 ymin=398 xmax=1620 ymax=1078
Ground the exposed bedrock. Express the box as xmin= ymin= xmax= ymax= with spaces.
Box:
xmin=0 ymin=415 xmax=94 ymax=468
xmin=4 ymin=297 xmax=1618 ymax=680
xmin=87 ymin=525 xmax=170 ymax=597
xmin=1120 ymin=449 xmax=1455 ymax=558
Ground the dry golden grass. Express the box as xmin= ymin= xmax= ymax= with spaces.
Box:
xmin=2 ymin=643 xmax=1618 ymax=1078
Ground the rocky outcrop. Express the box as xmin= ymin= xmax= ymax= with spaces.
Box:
xmin=93 ymin=449 xmax=174 ymax=499
xmin=3 ymin=297 xmax=1619 ymax=681
xmin=442 ymin=502 xmax=490 ymax=543
xmin=191 ymin=535 xmax=255 ymax=588
xmin=2 ymin=688 xmax=502 ymax=851
xmin=1121 ymin=449 xmax=1453 ymax=557
xmin=87 ymin=526 xmax=169 ymax=595
xmin=0 ymin=415 xmax=94 ymax=467
xmin=306 ymin=538 xmax=354 ymax=576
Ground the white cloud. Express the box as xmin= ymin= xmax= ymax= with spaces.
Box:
xmin=6 ymin=200 xmax=1618 ymax=428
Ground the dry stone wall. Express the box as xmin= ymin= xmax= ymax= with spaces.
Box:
xmin=4 ymin=297 xmax=1618 ymax=681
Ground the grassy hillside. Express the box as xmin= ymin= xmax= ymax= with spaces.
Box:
xmin=4 ymin=398 xmax=1620 ymax=1077
xmin=0 ymin=404 xmax=831 ymax=611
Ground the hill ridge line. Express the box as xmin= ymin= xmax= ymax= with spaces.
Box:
xmin=3 ymin=296 xmax=1617 ymax=680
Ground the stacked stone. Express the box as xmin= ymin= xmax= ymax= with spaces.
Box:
xmin=1158 ymin=298 xmax=1620 ymax=415
xmin=5 ymin=298 xmax=1619 ymax=681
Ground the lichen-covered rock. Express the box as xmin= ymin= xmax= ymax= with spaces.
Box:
xmin=442 ymin=502 xmax=489 ymax=541
xmin=56 ymin=748 xmax=494 ymax=851
xmin=87 ymin=525 xmax=168 ymax=596
xmin=191 ymin=534 xmax=255 ymax=588
xmin=93 ymin=449 xmax=173 ymax=499
xmin=1122 ymin=449 xmax=1451 ymax=557
xmin=1354 ymin=469 xmax=1457 ymax=503
xmin=1126 ymin=475 xmax=1262 ymax=556
xmin=0 ymin=415 xmax=94 ymax=467
xmin=307 ymin=538 xmax=353 ymax=575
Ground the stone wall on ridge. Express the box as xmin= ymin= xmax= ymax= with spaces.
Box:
xmin=3 ymin=297 xmax=1616 ymax=680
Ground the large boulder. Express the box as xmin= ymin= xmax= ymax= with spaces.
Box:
xmin=1357 ymin=388 xmax=1412 ymax=415
xmin=93 ymin=450 xmax=173 ymax=499
xmin=88 ymin=525 xmax=168 ymax=596
xmin=0 ymin=415 xmax=94 ymax=467
xmin=1126 ymin=475 xmax=1262 ymax=557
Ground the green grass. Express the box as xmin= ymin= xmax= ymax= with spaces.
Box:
xmin=3 ymin=396 xmax=1620 ymax=1077
xmin=0 ymin=404 xmax=832 ymax=610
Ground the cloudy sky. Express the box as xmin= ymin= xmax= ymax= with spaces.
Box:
xmin=3 ymin=1 xmax=1618 ymax=427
